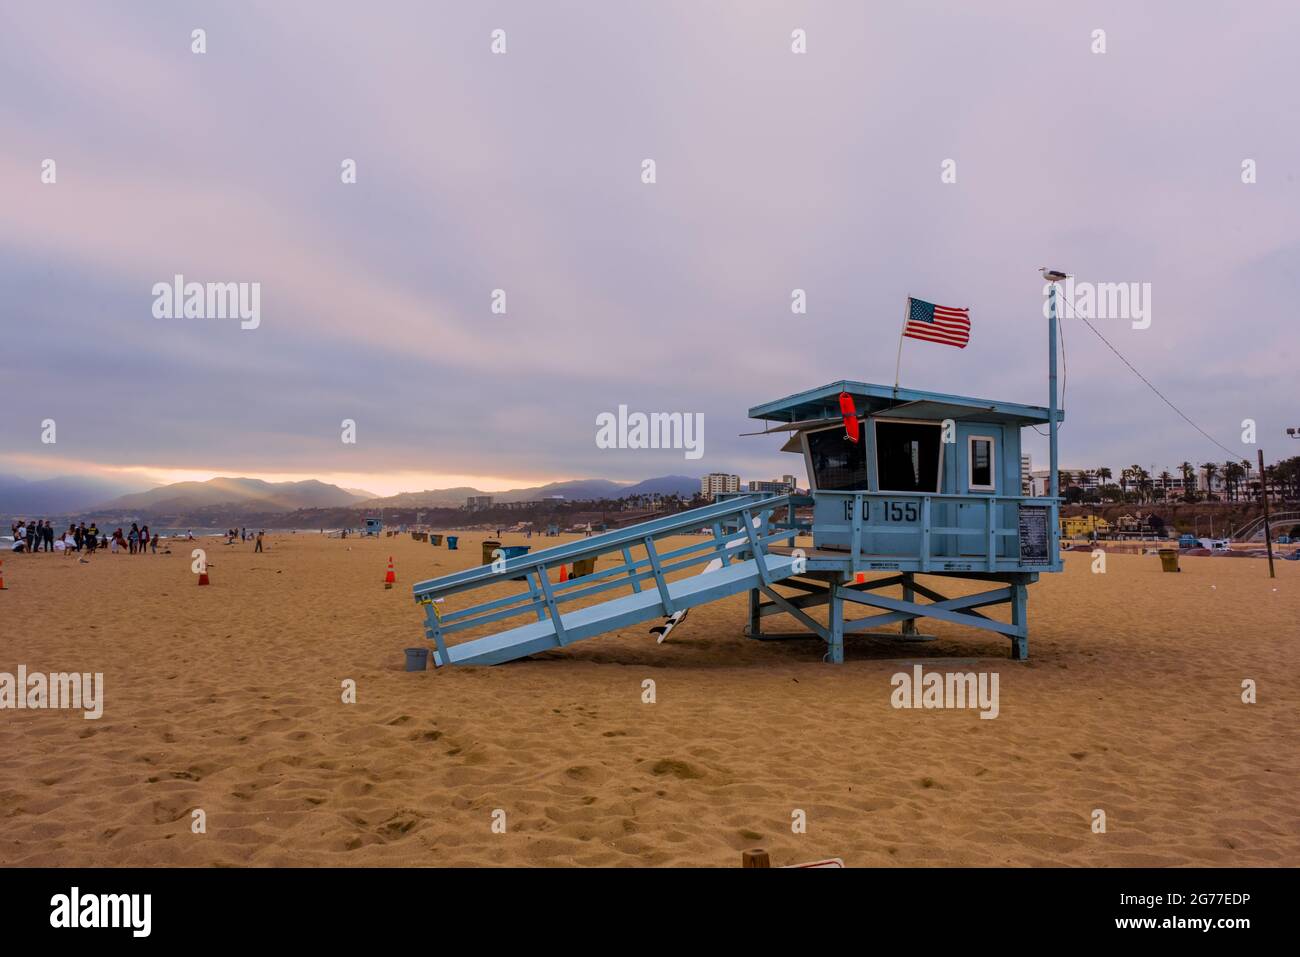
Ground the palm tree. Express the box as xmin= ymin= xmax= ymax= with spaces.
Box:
xmin=1159 ymin=470 xmax=1173 ymax=500
xmin=1178 ymin=461 xmax=1195 ymax=501
xmin=1134 ymin=467 xmax=1152 ymax=503
xmin=1096 ymin=466 xmax=1112 ymax=485
xmin=1222 ymin=461 xmax=1244 ymax=502
xmin=1201 ymin=462 xmax=1218 ymax=500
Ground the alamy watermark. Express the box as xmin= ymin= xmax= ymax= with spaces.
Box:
xmin=890 ymin=664 xmax=999 ymax=719
xmin=1043 ymin=277 xmax=1151 ymax=330
xmin=152 ymin=274 xmax=261 ymax=330
xmin=595 ymin=405 xmax=704 ymax=460
xmin=1 ymin=666 xmax=103 ymax=719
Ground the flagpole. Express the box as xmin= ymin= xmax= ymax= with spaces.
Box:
xmin=894 ymin=297 xmax=908 ymax=397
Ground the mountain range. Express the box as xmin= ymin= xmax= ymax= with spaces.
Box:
xmin=101 ymin=478 xmax=375 ymax=513
xmin=0 ymin=473 xmax=146 ymax=515
xmin=1 ymin=473 xmax=705 ymax=518
xmin=362 ymin=475 xmax=701 ymax=508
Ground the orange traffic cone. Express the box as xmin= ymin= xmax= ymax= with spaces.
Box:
xmin=384 ymin=557 xmax=396 ymax=589
xmin=0 ymin=559 xmax=7 ymax=589
xmin=558 ymin=563 xmax=568 ymax=583
xmin=198 ymin=569 xmax=210 ymax=586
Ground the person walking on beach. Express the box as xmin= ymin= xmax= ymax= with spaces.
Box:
xmin=254 ymin=529 xmax=263 ymax=553
xmin=150 ymin=529 xmax=159 ymax=554
xmin=85 ymin=523 xmax=98 ymax=554
xmin=139 ymin=525 xmax=150 ymax=555
xmin=127 ymin=523 xmax=139 ymax=554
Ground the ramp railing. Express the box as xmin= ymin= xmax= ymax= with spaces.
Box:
xmin=413 ymin=494 xmax=798 ymax=665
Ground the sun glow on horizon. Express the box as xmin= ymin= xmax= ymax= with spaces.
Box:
xmin=0 ymin=453 xmax=576 ymax=498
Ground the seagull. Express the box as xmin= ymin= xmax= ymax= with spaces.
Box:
xmin=1039 ymin=267 xmax=1070 ymax=283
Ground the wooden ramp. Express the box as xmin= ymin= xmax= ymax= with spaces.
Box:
xmin=432 ymin=552 xmax=799 ymax=666
xmin=413 ymin=493 xmax=804 ymax=667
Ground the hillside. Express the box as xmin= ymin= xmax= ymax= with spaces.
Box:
xmin=98 ymin=477 xmax=374 ymax=514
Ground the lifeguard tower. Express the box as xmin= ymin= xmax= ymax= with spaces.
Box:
xmin=364 ymin=517 xmax=383 ymax=537
xmin=413 ymin=287 xmax=1066 ymax=666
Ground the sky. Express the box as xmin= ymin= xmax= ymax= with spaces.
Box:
xmin=2 ymin=1 xmax=1297 ymax=497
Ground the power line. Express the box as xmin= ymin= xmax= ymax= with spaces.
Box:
xmin=1055 ymin=293 xmax=1244 ymax=463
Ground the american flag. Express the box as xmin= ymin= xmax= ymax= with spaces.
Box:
xmin=903 ymin=297 xmax=971 ymax=348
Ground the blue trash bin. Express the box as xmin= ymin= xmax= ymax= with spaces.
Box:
xmin=502 ymin=545 xmax=530 ymax=581
xmin=404 ymin=647 xmax=429 ymax=672
xmin=446 ymin=536 xmax=458 ymax=550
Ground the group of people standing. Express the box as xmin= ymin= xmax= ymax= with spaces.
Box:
xmin=8 ymin=519 xmax=162 ymax=555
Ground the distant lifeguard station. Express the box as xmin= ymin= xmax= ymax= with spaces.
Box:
xmin=364 ymin=517 xmax=383 ymax=537
xmin=413 ymin=284 xmax=1066 ymax=666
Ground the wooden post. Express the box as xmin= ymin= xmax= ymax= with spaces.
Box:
xmin=900 ymin=573 xmax=918 ymax=636
xmin=1258 ymin=449 xmax=1276 ymax=579
xmin=827 ymin=579 xmax=845 ymax=664
xmin=742 ymin=848 xmax=771 ymax=868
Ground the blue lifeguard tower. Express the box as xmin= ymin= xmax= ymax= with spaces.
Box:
xmin=364 ymin=517 xmax=383 ymax=537
xmin=413 ymin=292 xmax=1065 ymax=666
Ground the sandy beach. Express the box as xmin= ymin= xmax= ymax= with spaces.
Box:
xmin=1 ymin=532 xmax=1296 ymax=867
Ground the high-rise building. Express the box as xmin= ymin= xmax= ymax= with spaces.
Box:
xmin=701 ymin=473 xmax=741 ymax=500
xmin=749 ymin=476 xmax=798 ymax=494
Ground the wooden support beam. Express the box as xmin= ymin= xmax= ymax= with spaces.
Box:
xmin=1009 ymin=581 xmax=1029 ymax=659
xmin=840 ymin=586 xmax=1024 ymax=638
xmin=901 ymin=573 xmax=919 ymax=637
xmin=759 ymin=586 xmax=831 ymax=642
xmin=827 ymin=579 xmax=845 ymax=663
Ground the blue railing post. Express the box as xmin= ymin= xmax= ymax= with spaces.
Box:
xmin=741 ymin=508 xmax=771 ymax=586
xmin=423 ymin=601 xmax=451 ymax=666
xmin=621 ymin=545 xmax=642 ymax=591
xmin=921 ymin=496 xmax=932 ymax=573
xmin=985 ymin=498 xmax=997 ymax=571
xmin=643 ymin=536 xmax=676 ymax=615
xmin=533 ymin=567 xmax=569 ymax=646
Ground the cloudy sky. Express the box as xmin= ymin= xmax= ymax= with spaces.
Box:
xmin=2 ymin=1 xmax=1296 ymax=496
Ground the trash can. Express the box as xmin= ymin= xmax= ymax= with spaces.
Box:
xmin=446 ymin=536 xmax=458 ymax=550
xmin=430 ymin=534 xmax=443 ymax=546
xmin=502 ymin=545 xmax=531 ymax=581
xmin=573 ymin=556 xmax=597 ymax=578
xmin=1158 ymin=548 xmax=1180 ymax=573
xmin=482 ymin=539 xmax=501 ymax=565
xmin=404 ymin=647 xmax=429 ymax=671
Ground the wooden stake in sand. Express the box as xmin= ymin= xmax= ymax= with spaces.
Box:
xmin=1258 ymin=449 xmax=1275 ymax=579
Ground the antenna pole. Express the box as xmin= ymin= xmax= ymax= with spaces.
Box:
xmin=1048 ymin=282 xmax=1059 ymax=502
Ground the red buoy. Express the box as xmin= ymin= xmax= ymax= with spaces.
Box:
xmin=838 ymin=392 xmax=860 ymax=443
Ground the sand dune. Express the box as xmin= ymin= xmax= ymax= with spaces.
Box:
xmin=1 ymin=533 xmax=1295 ymax=867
